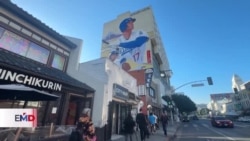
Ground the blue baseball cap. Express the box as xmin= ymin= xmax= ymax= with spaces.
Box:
xmin=119 ymin=18 xmax=136 ymax=32
xmin=110 ymin=50 xmax=119 ymax=55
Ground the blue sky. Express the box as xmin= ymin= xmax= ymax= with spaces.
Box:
xmin=11 ymin=0 xmax=250 ymax=104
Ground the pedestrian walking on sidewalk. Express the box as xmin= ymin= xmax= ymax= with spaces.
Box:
xmin=79 ymin=113 xmax=97 ymax=141
xmin=160 ymin=112 xmax=169 ymax=136
xmin=148 ymin=113 xmax=156 ymax=133
xmin=136 ymin=108 xmax=148 ymax=141
xmin=123 ymin=113 xmax=136 ymax=141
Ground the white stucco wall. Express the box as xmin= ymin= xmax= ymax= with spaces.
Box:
xmin=64 ymin=36 xmax=107 ymax=127
xmin=105 ymin=59 xmax=138 ymax=97
xmin=77 ymin=58 xmax=108 ymax=127
xmin=64 ymin=36 xmax=82 ymax=72
xmin=77 ymin=58 xmax=138 ymax=128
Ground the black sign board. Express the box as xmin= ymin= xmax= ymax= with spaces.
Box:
xmin=113 ymin=84 xmax=128 ymax=100
xmin=0 ymin=66 xmax=62 ymax=92
xmin=128 ymin=92 xmax=136 ymax=100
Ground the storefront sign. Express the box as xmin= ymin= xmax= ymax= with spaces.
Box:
xmin=113 ymin=84 xmax=128 ymax=99
xmin=0 ymin=68 xmax=62 ymax=91
xmin=128 ymin=92 xmax=136 ymax=100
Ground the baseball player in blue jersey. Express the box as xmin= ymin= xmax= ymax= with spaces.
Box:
xmin=117 ymin=17 xmax=149 ymax=71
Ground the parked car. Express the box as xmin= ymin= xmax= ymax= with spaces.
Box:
xmin=237 ymin=116 xmax=250 ymax=122
xmin=182 ymin=116 xmax=190 ymax=122
xmin=192 ymin=115 xmax=199 ymax=120
xmin=211 ymin=116 xmax=234 ymax=128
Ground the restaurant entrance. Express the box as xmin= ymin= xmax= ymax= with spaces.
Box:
xmin=65 ymin=94 xmax=91 ymax=125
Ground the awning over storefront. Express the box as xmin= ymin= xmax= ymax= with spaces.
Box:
xmin=0 ymin=84 xmax=59 ymax=101
xmin=0 ymin=49 xmax=95 ymax=94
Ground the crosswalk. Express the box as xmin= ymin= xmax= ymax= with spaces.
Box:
xmin=234 ymin=124 xmax=250 ymax=128
xmin=183 ymin=124 xmax=197 ymax=127
xmin=177 ymin=122 xmax=250 ymax=141
xmin=181 ymin=123 xmax=250 ymax=128
xmin=183 ymin=123 xmax=205 ymax=128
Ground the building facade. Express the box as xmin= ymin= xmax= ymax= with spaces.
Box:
xmin=0 ymin=0 xmax=95 ymax=126
xmin=210 ymin=93 xmax=233 ymax=116
xmin=232 ymin=74 xmax=250 ymax=114
xmin=101 ymin=6 xmax=172 ymax=116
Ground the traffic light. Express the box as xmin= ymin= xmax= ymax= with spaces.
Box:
xmin=207 ymin=77 xmax=213 ymax=85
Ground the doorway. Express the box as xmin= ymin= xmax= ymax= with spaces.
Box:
xmin=65 ymin=95 xmax=85 ymax=125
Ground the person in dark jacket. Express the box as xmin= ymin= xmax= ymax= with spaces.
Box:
xmin=123 ymin=113 xmax=136 ymax=141
xmin=160 ymin=112 xmax=169 ymax=136
xmin=69 ymin=127 xmax=84 ymax=141
xmin=69 ymin=119 xmax=85 ymax=141
xmin=136 ymin=108 xmax=148 ymax=141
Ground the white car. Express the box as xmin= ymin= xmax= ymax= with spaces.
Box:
xmin=237 ymin=117 xmax=250 ymax=122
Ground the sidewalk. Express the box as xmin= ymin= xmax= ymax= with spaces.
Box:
xmin=111 ymin=123 xmax=180 ymax=141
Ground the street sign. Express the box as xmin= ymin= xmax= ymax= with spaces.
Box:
xmin=191 ymin=83 xmax=204 ymax=87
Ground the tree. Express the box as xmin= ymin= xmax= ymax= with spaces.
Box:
xmin=171 ymin=94 xmax=197 ymax=114
xmin=199 ymin=108 xmax=210 ymax=115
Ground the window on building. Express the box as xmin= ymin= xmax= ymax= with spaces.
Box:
xmin=0 ymin=27 xmax=50 ymax=64
xmin=51 ymin=53 xmax=66 ymax=71
xmin=26 ymin=42 xmax=50 ymax=64
xmin=0 ymin=29 xmax=30 ymax=56
xmin=149 ymin=87 xmax=155 ymax=98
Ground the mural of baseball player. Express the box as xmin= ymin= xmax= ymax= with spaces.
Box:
xmin=102 ymin=17 xmax=152 ymax=71
xmin=117 ymin=17 xmax=149 ymax=71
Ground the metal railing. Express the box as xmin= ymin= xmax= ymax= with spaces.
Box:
xmin=0 ymin=125 xmax=75 ymax=141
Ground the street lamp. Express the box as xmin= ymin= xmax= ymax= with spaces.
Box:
xmin=160 ymin=70 xmax=173 ymax=78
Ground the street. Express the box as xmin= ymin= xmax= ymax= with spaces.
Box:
xmin=174 ymin=119 xmax=250 ymax=141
